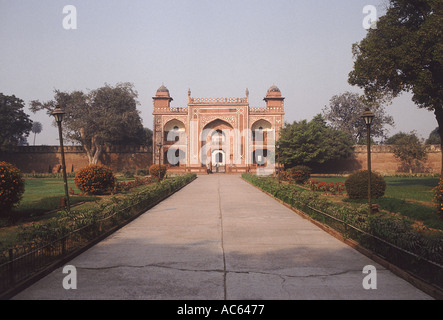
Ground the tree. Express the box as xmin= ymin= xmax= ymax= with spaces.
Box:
xmin=277 ymin=114 xmax=354 ymax=169
xmin=31 ymin=121 xmax=43 ymax=146
xmin=323 ymin=92 xmax=395 ymax=144
xmin=142 ymin=128 xmax=153 ymax=148
xmin=386 ymin=131 xmax=428 ymax=173
xmin=348 ymin=0 xmax=443 ymax=174
xmin=30 ymin=83 xmax=145 ymax=164
xmin=426 ymin=127 xmax=441 ymax=145
xmin=0 ymin=93 xmax=33 ymax=150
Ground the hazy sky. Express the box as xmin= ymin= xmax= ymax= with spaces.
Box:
xmin=0 ymin=0 xmax=436 ymax=145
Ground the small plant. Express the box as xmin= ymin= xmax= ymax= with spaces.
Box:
xmin=345 ymin=170 xmax=386 ymax=199
xmin=307 ymin=180 xmax=345 ymax=195
xmin=74 ymin=165 xmax=116 ymax=195
xmin=287 ymin=165 xmax=311 ymax=184
xmin=0 ymin=161 xmax=25 ymax=215
xmin=149 ymin=164 xmax=167 ymax=181
xmin=433 ymin=178 xmax=443 ymax=218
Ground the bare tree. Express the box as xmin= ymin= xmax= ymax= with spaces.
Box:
xmin=323 ymin=92 xmax=395 ymax=144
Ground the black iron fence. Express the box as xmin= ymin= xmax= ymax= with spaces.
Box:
xmin=0 ymin=174 xmax=196 ymax=299
xmin=302 ymin=204 xmax=443 ymax=292
xmin=242 ymin=173 xmax=443 ymax=299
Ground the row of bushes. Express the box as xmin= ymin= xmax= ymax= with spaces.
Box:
xmin=242 ymin=173 xmax=443 ymax=267
xmin=280 ymin=165 xmax=388 ymax=200
xmin=7 ymin=173 xmax=197 ymax=258
xmin=283 ymin=165 xmax=443 ymax=218
xmin=74 ymin=164 xmax=167 ymax=195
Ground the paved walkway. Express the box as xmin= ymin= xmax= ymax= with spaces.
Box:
xmin=13 ymin=175 xmax=432 ymax=300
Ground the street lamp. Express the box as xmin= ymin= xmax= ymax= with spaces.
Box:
xmin=276 ymin=144 xmax=281 ymax=183
xmin=361 ymin=107 xmax=375 ymax=214
xmin=52 ymin=106 xmax=70 ymax=212
xmin=157 ymin=142 xmax=163 ymax=165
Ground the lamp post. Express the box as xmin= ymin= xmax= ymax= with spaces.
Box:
xmin=157 ymin=142 xmax=163 ymax=165
xmin=52 ymin=106 xmax=70 ymax=212
xmin=276 ymin=144 xmax=281 ymax=183
xmin=361 ymin=107 xmax=375 ymax=214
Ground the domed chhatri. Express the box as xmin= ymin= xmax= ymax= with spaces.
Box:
xmin=157 ymin=84 xmax=169 ymax=92
xmin=266 ymin=85 xmax=282 ymax=97
xmin=156 ymin=84 xmax=170 ymax=97
xmin=267 ymin=85 xmax=280 ymax=93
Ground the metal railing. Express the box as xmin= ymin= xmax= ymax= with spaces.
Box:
xmin=242 ymin=174 xmax=443 ymax=298
xmin=299 ymin=203 xmax=443 ymax=293
xmin=0 ymin=175 xmax=196 ymax=299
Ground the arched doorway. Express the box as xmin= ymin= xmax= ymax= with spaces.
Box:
xmin=212 ymin=149 xmax=226 ymax=173
xmin=252 ymin=149 xmax=269 ymax=166
xmin=201 ymin=119 xmax=233 ymax=172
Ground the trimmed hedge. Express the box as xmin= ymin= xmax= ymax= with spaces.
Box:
xmin=13 ymin=174 xmax=197 ymax=255
xmin=345 ymin=170 xmax=386 ymax=199
xmin=287 ymin=165 xmax=312 ymax=184
xmin=434 ymin=178 xmax=443 ymax=218
xmin=149 ymin=164 xmax=167 ymax=181
xmin=242 ymin=173 xmax=443 ymax=269
xmin=74 ymin=165 xmax=116 ymax=195
xmin=0 ymin=161 xmax=25 ymax=215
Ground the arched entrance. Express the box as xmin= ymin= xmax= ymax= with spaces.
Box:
xmin=212 ymin=149 xmax=226 ymax=173
xmin=252 ymin=149 xmax=268 ymax=166
xmin=202 ymin=119 xmax=233 ymax=173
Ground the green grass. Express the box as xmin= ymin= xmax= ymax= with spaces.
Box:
xmin=311 ymin=175 xmax=443 ymax=230
xmin=11 ymin=178 xmax=98 ymax=218
xmin=383 ymin=177 xmax=439 ymax=203
xmin=311 ymin=175 xmax=439 ymax=203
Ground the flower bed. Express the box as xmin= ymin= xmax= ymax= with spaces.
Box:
xmin=113 ymin=176 xmax=155 ymax=193
xmin=307 ymin=179 xmax=345 ymax=195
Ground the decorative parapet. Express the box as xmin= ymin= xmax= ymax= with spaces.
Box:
xmin=190 ymin=97 xmax=248 ymax=104
xmin=154 ymin=107 xmax=188 ymax=114
xmin=249 ymin=106 xmax=284 ymax=114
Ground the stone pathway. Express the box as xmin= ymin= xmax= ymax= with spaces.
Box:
xmin=12 ymin=174 xmax=432 ymax=300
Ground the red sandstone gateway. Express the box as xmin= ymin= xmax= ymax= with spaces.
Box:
xmin=152 ymin=85 xmax=285 ymax=174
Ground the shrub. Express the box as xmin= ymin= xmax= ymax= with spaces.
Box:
xmin=434 ymin=178 xmax=443 ymax=217
xmin=149 ymin=164 xmax=167 ymax=181
xmin=287 ymin=165 xmax=311 ymax=184
xmin=345 ymin=170 xmax=386 ymax=199
xmin=0 ymin=161 xmax=25 ymax=215
xmin=74 ymin=165 xmax=115 ymax=195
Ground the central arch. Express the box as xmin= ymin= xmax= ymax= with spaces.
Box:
xmin=201 ymin=119 xmax=233 ymax=172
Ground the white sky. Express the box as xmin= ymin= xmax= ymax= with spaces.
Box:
xmin=0 ymin=0 xmax=436 ymax=145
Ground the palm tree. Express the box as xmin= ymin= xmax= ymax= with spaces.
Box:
xmin=31 ymin=121 xmax=42 ymax=145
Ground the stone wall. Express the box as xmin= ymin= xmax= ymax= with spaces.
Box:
xmin=0 ymin=145 xmax=153 ymax=173
xmin=321 ymin=145 xmax=442 ymax=175
xmin=0 ymin=145 xmax=441 ymax=175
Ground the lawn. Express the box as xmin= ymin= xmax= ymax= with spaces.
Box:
xmin=2 ymin=174 xmax=145 ymax=221
xmin=11 ymin=178 xmax=99 ymax=218
xmin=311 ymin=175 xmax=442 ymax=230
